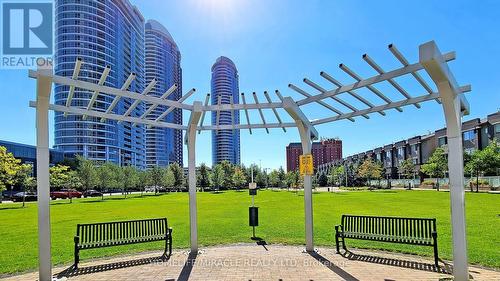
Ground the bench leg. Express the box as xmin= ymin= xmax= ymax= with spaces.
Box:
xmin=162 ymin=229 xmax=173 ymax=261
xmin=335 ymin=226 xmax=340 ymax=253
xmin=433 ymin=244 xmax=439 ymax=268
xmin=74 ymin=248 xmax=79 ymax=269
xmin=335 ymin=234 xmax=340 ymax=253
xmin=432 ymin=232 xmax=439 ymax=268
xmin=341 ymin=237 xmax=347 ymax=252
xmin=161 ymin=239 xmax=168 ymax=261
xmin=168 ymin=235 xmax=172 ymax=257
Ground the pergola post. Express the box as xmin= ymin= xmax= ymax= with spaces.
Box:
xmin=283 ymin=97 xmax=319 ymax=252
xmin=420 ymin=41 xmax=470 ymax=281
xmin=35 ymin=66 xmax=53 ymax=281
xmin=185 ymin=101 xmax=203 ymax=252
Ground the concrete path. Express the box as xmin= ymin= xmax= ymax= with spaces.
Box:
xmin=2 ymin=244 xmax=499 ymax=281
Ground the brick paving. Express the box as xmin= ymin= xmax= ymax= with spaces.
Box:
xmin=2 ymin=244 xmax=499 ymax=281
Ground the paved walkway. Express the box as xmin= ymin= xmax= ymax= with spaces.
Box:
xmin=2 ymin=244 xmax=499 ymax=281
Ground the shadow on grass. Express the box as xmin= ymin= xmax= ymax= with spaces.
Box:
xmin=55 ymin=255 xmax=168 ymax=279
xmin=339 ymin=249 xmax=452 ymax=275
xmin=80 ymin=199 xmax=107 ymax=204
xmin=50 ymin=200 xmax=75 ymax=205
xmin=103 ymin=196 xmax=129 ymax=201
xmin=0 ymin=204 xmax=26 ymax=210
xmin=329 ymin=192 xmax=348 ymax=195
xmin=210 ymin=191 xmax=226 ymax=194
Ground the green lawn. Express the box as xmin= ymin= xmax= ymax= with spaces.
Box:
xmin=0 ymin=189 xmax=498 ymax=275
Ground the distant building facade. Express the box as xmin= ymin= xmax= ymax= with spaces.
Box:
xmin=145 ymin=20 xmax=183 ymax=168
xmin=286 ymin=138 xmax=343 ymax=172
xmin=211 ymin=56 xmax=241 ymax=166
xmin=317 ymin=111 xmax=500 ymax=179
xmin=54 ymin=0 xmax=146 ymax=168
xmin=0 ymin=140 xmax=71 ymax=175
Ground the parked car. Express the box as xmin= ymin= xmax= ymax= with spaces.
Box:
xmin=83 ymin=190 xmax=102 ymax=198
xmin=2 ymin=189 xmax=19 ymax=200
xmin=50 ymin=189 xmax=82 ymax=200
xmin=12 ymin=192 xmax=37 ymax=202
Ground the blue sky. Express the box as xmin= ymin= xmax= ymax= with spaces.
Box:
xmin=0 ymin=0 xmax=499 ymax=169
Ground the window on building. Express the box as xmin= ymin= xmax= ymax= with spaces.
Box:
xmin=494 ymin=123 xmax=500 ymax=140
xmin=412 ymin=144 xmax=419 ymax=154
xmin=397 ymin=147 xmax=404 ymax=159
xmin=463 ymin=130 xmax=476 ymax=154
xmin=438 ymin=136 xmax=447 ymax=147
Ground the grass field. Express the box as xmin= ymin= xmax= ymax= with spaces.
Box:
xmin=0 ymin=189 xmax=498 ymax=275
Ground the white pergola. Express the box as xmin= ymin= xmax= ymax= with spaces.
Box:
xmin=30 ymin=41 xmax=471 ymax=281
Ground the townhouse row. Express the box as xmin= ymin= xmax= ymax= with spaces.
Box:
xmin=317 ymin=112 xmax=500 ymax=179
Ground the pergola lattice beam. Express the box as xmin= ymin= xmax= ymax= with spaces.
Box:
xmin=101 ymin=73 xmax=137 ymax=122
xmin=339 ymin=63 xmax=403 ymax=112
xmin=83 ymin=65 xmax=110 ymax=120
xmin=63 ymin=58 xmax=82 ymax=117
xmin=289 ymin=83 xmax=356 ymax=122
xmin=28 ymin=70 xmax=195 ymax=111
xmin=29 ymin=101 xmax=187 ymax=130
xmin=296 ymin=51 xmax=456 ymax=106
xmin=198 ymin=93 xmax=210 ymax=134
xmin=311 ymin=85 xmax=471 ymax=125
xmin=264 ymin=91 xmax=286 ymax=132
xmin=240 ymin=93 xmax=252 ymax=134
xmin=253 ymin=92 xmax=269 ymax=134
xmin=389 ymin=43 xmax=441 ymax=104
xmin=136 ymin=83 xmax=178 ymax=121
xmin=362 ymin=53 xmax=421 ymax=108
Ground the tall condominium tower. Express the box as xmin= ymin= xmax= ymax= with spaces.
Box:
xmin=145 ymin=20 xmax=183 ymax=167
xmin=54 ymin=0 xmax=146 ymax=168
xmin=211 ymin=56 xmax=241 ymax=166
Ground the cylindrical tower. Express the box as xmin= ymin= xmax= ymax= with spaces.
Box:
xmin=145 ymin=20 xmax=183 ymax=168
xmin=211 ymin=56 xmax=240 ymax=166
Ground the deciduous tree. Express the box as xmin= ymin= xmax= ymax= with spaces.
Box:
xmin=122 ymin=165 xmax=138 ymax=198
xmin=0 ymin=146 xmax=22 ymax=195
xmin=358 ymin=158 xmax=383 ymax=186
xmin=148 ymin=166 xmax=164 ymax=194
xmin=162 ymin=168 xmax=175 ymax=191
xmin=197 ymin=163 xmax=210 ymax=191
xmin=210 ymin=164 xmax=225 ymax=192
xmin=76 ymin=155 xmax=96 ymax=192
xmin=465 ymin=140 xmax=500 ymax=192
xmin=421 ymin=147 xmax=447 ymax=191
xmin=232 ymin=167 xmax=246 ymax=190
xmin=169 ymin=163 xmax=184 ymax=190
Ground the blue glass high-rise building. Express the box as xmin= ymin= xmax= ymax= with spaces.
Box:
xmin=54 ymin=0 xmax=146 ymax=168
xmin=211 ymin=56 xmax=240 ymax=166
xmin=145 ymin=20 xmax=183 ymax=167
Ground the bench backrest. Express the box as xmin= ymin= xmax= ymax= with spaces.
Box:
xmin=341 ymin=215 xmax=436 ymax=239
xmin=76 ymin=218 xmax=168 ymax=244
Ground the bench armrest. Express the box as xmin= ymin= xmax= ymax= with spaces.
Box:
xmin=168 ymin=227 xmax=173 ymax=237
xmin=74 ymin=236 xmax=80 ymax=244
xmin=431 ymin=230 xmax=437 ymax=238
xmin=335 ymin=225 xmax=344 ymax=234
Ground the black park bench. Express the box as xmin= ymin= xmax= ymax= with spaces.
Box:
xmin=74 ymin=218 xmax=172 ymax=268
xmin=335 ymin=214 xmax=439 ymax=267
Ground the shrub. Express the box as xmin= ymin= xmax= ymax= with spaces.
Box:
xmin=421 ymin=180 xmax=435 ymax=186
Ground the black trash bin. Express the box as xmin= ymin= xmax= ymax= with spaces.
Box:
xmin=249 ymin=206 xmax=258 ymax=227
